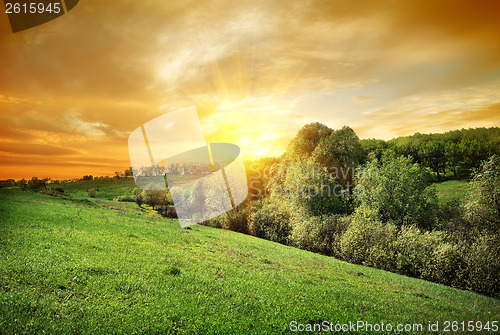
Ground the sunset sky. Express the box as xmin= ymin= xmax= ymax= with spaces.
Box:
xmin=1 ymin=0 xmax=499 ymax=179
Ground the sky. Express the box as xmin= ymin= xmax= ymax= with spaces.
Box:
xmin=0 ymin=0 xmax=499 ymax=179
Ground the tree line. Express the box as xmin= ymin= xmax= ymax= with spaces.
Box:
xmin=362 ymin=127 xmax=500 ymax=179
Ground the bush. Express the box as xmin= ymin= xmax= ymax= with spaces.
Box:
xmin=223 ymin=201 xmax=252 ymax=235
xmin=17 ymin=178 xmax=27 ymax=190
xmin=27 ymin=177 xmax=49 ymax=191
xmin=158 ymin=204 xmax=178 ymax=218
xmin=202 ymin=215 xmax=224 ymax=229
xmin=340 ymin=209 xmax=397 ymax=268
xmin=422 ymin=242 xmax=465 ymax=287
xmin=51 ymin=187 xmax=65 ymax=193
xmin=252 ymin=197 xmax=293 ymax=245
xmin=39 ymin=189 xmax=70 ymax=198
xmin=290 ymin=214 xmax=349 ymax=258
xmin=392 ymin=226 xmax=446 ymax=278
xmin=463 ymin=233 xmax=500 ymax=298
xmin=436 ymin=200 xmax=471 ymax=240
xmin=87 ymin=188 xmax=97 ymax=198
xmin=135 ymin=193 xmax=144 ymax=207
xmin=115 ymin=195 xmax=136 ymax=202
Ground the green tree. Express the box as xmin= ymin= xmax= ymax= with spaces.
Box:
xmin=269 ymin=124 xmax=362 ymax=216
xmin=17 ymin=178 xmax=27 ymax=190
xmin=420 ymin=140 xmax=446 ymax=179
xmin=444 ymin=141 xmax=465 ymax=179
xmin=279 ymin=161 xmax=349 ymax=216
xmin=245 ymin=157 xmax=279 ymax=199
xmin=284 ymin=122 xmax=332 ymax=161
xmin=355 ymin=152 xmax=438 ymax=229
xmin=311 ymin=126 xmax=363 ymax=189
xmin=464 ymin=155 xmax=500 ymax=234
xmin=124 ymin=167 xmax=133 ymax=177
xmin=141 ymin=190 xmax=169 ymax=210
xmin=27 ymin=177 xmax=49 ymax=191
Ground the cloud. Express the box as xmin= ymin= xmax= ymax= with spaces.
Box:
xmin=0 ymin=143 xmax=81 ymax=156
xmin=457 ymin=103 xmax=500 ymax=123
xmin=64 ymin=111 xmax=110 ymax=137
xmin=352 ymin=96 xmax=375 ymax=104
xmin=353 ymin=84 xmax=500 ymax=139
xmin=0 ymin=0 xmax=499 ymax=178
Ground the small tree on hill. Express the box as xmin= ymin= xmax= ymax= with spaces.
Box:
xmin=124 ymin=167 xmax=133 ymax=177
xmin=141 ymin=190 xmax=169 ymax=210
xmin=27 ymin=177 xmax=49 ymax=191
xmin=17 ymin=178 xmax=28 ymax=190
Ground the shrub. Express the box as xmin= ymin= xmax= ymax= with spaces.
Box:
xmin=392 ymin=226 xmax=446 ymax=278
xmin=463 ymin=233 xmax=500 ymax=298
xmin=115 ymin=195 xmax=136 ymax=202
xmin=135 ymin=193 xmax=144 ymax=207
xmin=223 ymin=202 xmax=252 ymax=235
xmin=290 ymin=214 xmax=350 ymax=258
xmin=202 ymin=215 xmax=224 ymax=229
xmin=87 ymin=188 xmax=97 ymax=198
xmin=17 ymin=178 xmax=28 ymax=190
xmin=51 ymin=187 xmax=65 ymax=193
xmin=340 ymin=206 xmax=397 ymax=268
xmin=252 ymin=197 xmax=293 ymax=245
xmin=27 ymin=177 xmax=49 ymax=191
xmin=436 ymin=200 xmax=471 ymax=240
xmin=422 ymin=242 xmax=465 ymax=287
xmin=39 ymin=189 xmax=70 ymax=198
xmin=158 ymin=204 xmax=178 ymax=218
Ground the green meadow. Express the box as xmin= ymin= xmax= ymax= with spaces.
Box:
xmin=1 ymin=186 xmax=498 ymax=334
xmin=434 ymin=179 xmax=470 ymax=202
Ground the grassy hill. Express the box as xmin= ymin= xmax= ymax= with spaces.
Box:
xmin=0 ymin=188 xmax=498 ymax=334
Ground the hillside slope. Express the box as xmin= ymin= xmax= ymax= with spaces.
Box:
xmin=0 ymin=189 xmax=498 ymax=334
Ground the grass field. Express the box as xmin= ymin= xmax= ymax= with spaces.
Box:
xmin=434 ymin=179 xmax=470 ymax=202
xmin=1 ymin=188 xmax=498 ymax=334
xmin=58 ymin=178 xmax=137 ymax=200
